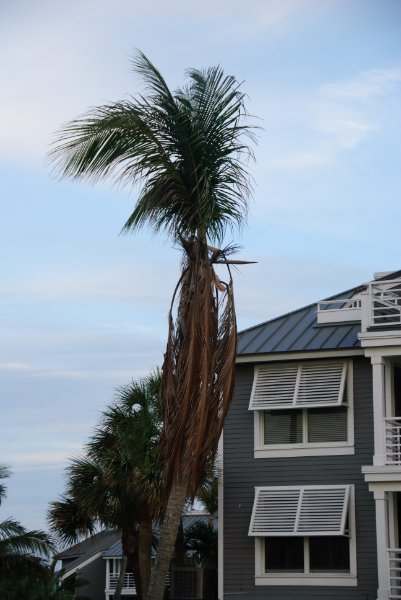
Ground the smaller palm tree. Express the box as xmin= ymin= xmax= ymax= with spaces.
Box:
xmin=49 ymin=373 xmax=163 ymax=600
xmin=0 ymin=465 xmax=54 ymax=586
xmin=184 ymin=521 xmax=217 ymax=570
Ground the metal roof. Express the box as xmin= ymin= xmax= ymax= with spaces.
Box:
xmin=238 ymin=270 xmax=401 ymax=356
xmin=237 ymin=283 xmax=367 ymax=356
xmin=57 ymin=529 xmax=120 ymax=575
xmin=103 ymin=513 xmax=214 ymax=558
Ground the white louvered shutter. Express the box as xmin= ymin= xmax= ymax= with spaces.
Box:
xmin=249 ymin=485 xmax=350 ymax=536
xmin=249 ymin=361 xmax=347 ymax=410
xmin=249 ymin=363 xmax=299 ymax=409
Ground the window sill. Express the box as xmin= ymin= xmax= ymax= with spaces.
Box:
xmin=254 ymin=445 xmax=355 ymax=458
xmin=255 ymin=574 xmax=357 ymax=586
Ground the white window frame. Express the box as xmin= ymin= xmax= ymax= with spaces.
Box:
xmin=253 ymin=360 xmax=354 ymax=458
xmin=253 ymin=485 xmax=357 ymax=586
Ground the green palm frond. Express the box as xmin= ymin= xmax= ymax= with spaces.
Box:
xmin=48 ymin=496 xmax=97 ymax=546
xmin=48 ymin=52 xmax=256 ymax=245
xmin=0 ymin=518 xmax=54 ymax=558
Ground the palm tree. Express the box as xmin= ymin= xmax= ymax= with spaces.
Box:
xmin=0 ymin=518 xmax=53 ymax=578
xmin=48 ymin=51 xmax=255 ymax=600
xmin=49 ymin=374 xmax=163 ymax=600
xmin=0 ymin=465 xmax=54 ymax=586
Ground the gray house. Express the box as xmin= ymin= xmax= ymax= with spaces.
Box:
xmin=57 ymin=513 xmax=215 ymax=600
xmin=220 ymin=270 xmax=401 ymax=600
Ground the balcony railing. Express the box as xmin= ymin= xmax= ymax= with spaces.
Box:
xmin=368 ymin=280 xmax=401 ymax=328
xmin=317 ymin=298 xmax=362 ymax=324
xmin=317 ymin=279 xmax=401 ymax=329
xmin=389 ymin=548 xmax=401 ymax=599
xmin=108 ymin=572 xmax=136 ymax=591
xmin=385 ymin=418 xmax=401 ymax=465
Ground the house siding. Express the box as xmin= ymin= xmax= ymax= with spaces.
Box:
xmin=74 ymin=556 xmax=106 ymax=600
xmin=223 ymin=356 xmax=378 ymax=600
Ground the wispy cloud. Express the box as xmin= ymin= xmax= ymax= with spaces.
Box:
xmin=267 ymin=66 xmax=401 ymax=170
xmin=10 ymin=450 xmax=82 ymax=470
xmin=0 ymin=362 xmax=31 ymax=372
xmin=319 ymin=67 xmax=401 ymax=102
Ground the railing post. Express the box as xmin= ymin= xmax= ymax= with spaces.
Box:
xmin=361 ymin=288 xmax=370 ymax=332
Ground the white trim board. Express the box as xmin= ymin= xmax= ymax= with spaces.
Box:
xmin=236 ymin=349 xmax=364 ymax=364
xmin=59 ymin=551 xmax=103 ymax=580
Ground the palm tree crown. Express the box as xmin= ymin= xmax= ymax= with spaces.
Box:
xmin=49 ymin=52 xmax=255 ymax=245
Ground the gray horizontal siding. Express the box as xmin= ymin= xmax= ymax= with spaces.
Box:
xmin=75 ymin=555 xmax=107 ymax=600
xmin=223 ymin=357 xmax=377 ymax=600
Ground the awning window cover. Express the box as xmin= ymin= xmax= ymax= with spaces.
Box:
xmin=248 ymin=485 xmax=350 ymax=537
xmin=249 ymin=360 xmax=347 ymax=410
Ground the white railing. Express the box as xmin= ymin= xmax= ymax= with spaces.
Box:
xmin=368 ymin=281 xmax=401 ymax=328
xmin=316 ymin=298 xmax=362 ymax=324
xmin=385 ymin=418 xmax=401 ymax=465
xmin=108 ymin=572 xmax=136 ymax=591
xmin=317 ymin=279 xmax=401 ymax=329
xmin=389 ymin=548 xmax=401 ymax=599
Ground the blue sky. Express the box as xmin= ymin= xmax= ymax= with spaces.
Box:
xmin=0 ymin=0 xmax=400 ymax=533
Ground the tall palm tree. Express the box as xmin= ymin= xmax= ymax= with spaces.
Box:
xmin=48 ymin=51 xmax=255 ymax=600
xmin=48 ymin=374 xmax=163 ymax=600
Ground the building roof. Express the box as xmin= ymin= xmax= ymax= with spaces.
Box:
xmin=57 ymin=529 xmax=120 ymax=576
xmin=103 ymin=513 xmax=213 ymax=558
xmin=237 ymin=271 xmax=401 ymax=356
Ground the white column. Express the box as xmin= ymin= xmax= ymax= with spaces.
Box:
xmin=374 ymin=489 xmax=390 ymax=600
xmin=372 ymin=356 xmax=386 ymax=466
xmin=105 ymin=559 xmax=110 ymax=598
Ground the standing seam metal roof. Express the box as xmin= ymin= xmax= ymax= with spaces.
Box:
xmin=236 ymin=279 xmax=382 ymax=356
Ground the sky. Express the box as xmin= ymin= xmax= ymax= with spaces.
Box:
xmin=0 ymin=0 xmax=400 ymax=534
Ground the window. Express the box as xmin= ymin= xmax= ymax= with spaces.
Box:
xmin=249 ymin=485 xmax=357 ymax=586
xmin=250 ymin=360 xmax=354 ymax=457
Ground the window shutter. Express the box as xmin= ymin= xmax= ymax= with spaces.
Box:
xmin=249 ymin=485 xmax=350 ymax=537
xmin=249 ymin=361 xmax=347 ymax=410
xmin=249 ymin=363 xmax=299 ymax=409
xmin=296 ymin=362 xmax=346 ymax=407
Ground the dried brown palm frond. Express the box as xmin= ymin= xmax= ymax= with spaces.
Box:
xmin=162 ymin=240 xmax=237 ymax=497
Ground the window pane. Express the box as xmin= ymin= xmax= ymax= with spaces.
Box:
xmin=309 ymin=536 xmax=350 ymax=572
xmin=308 ymin=407 xmax=347 ymax=443
xmin=265 ymin=537 xmax=304 ymax=572
xmin=264 ymin=410 xmax=302 ymax=445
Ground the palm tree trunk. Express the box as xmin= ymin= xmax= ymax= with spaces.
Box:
xmin=122 ymin=530 xmax=144 ymax=600
xmin=113 ymin=554 xmax=127 ymax=600
xmin=138 ymin=516 xmax=153 ymax=598
xmin=146 ymin=475 xmax=189 ymax=600
xmin=174 ymin=517 xmax=185 ymax=567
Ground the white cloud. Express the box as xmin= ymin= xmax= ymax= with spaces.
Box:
xmin=319 ymin=67 xmax=401 ymax=102
xmin=0 ymin=362 xmax=31 ymax=372
xmin=266 ymin=65 xmax=401 ymax=171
